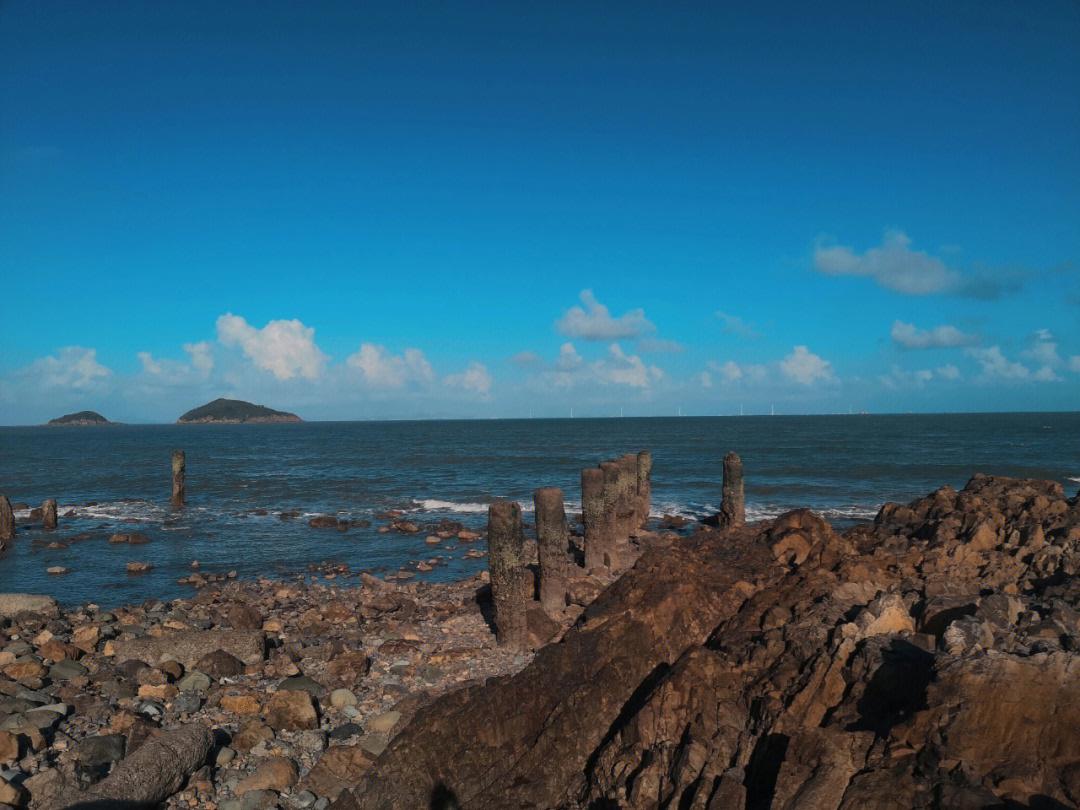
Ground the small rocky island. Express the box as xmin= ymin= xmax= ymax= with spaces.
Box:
xmin=46 ymin=411 xmax=111 ymax=426
xmin=177 ymin=398 xmax=302 ymax=424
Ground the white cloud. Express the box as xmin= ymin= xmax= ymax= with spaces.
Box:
xmin=879 ymin=364 xmax=934 ymax=390
xmin=18 ymin=346 xmax=111 ymax=389
xmin=636 ymin=337 xmax=685 ymax=353
xmin=1070 ymin=356 xmax=1080 ymax=373
xmin=715 ymin=311 xmax=761 ymax=339
xmin=554 ymin=290 xmax=655 ymax=340
xmin=445 ymin=361 xmax=492 ymax=395
xmin=216 ymin=314 xmax=327 ymax=381
xmin=1032 ymin=365 xmax=1062 ymax=383
xmin=1017 ymin=330 xmax=1064 ymax=382
xmin=780 ymin=346 xmax=835 ymax=386
xmin=707 ymin=360 xmax=742 ymax=382
xmin=345 ymin=344 xmax=433 ymax=389
xmin=815 ymin=231 xmax=959 ymax=295
xmin=556 ymin=342 xmax=584 ymax=372
xmin=697 ymin=371 xmax=713 ymax=388
xmin=966 ymin=346 xmax=1030 ymax=382
xmin=184 ymin=342 xmax=214 ymax=376
xmin=1019 ymin=330 xmax=1062 ymax=367
xmin=591 ymin=344 xmax=663 ymax=388
xmin=508 ymin=350 xmax=541 ymax=367
xmin=891 ymin=320 xmax=978 ymax=349
xmin=936 ymin=364 xmax=961 ymax=380
xmin=137 ymin=352 xmax=162 ymax=374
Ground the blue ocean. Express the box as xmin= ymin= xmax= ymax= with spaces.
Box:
xmin=1 ymin=413 xmax=1077 ymax=606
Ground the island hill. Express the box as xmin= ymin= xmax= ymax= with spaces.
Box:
xmin=46 ymin=410 xmax=112 ymax=426
xmin=176 ymin=398 xmax=302 ymax=424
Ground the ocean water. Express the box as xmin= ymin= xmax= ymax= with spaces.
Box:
xmin=0 ymin=413 xmax=1077 ymax=607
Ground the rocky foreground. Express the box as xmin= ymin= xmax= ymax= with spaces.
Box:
xmin=0 ymin=474 xmax=1078 ymax=809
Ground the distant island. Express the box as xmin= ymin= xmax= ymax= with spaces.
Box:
xmin=176 ymin=398 xmax=302 ymax=424
xmin=47 ymin=410 xmax=112 ymax=426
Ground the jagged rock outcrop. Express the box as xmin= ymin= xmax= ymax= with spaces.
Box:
xmin=333 ymin=474 xmax=1080 ymax=810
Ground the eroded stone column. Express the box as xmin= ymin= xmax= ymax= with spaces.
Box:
xmin=581 ymin=467 xmax=605 ymax=571
xmin=0 ymin=496 xmax=13 ymax=541
xmin=534 ymin=487 xmax=568 ymax=614
xmin=599 ymin=461 xmax=621 ymax=567
xmin=172 ymin=450 xmax=186 ymax=507
xmin=721 ymin=451 xmax=745 ymax=527
xmin=488 ymin=500 xmax=527 ymax=649
xmin=618 ymin=455 xmax=637 ymax=537
xmin=42 ymin=498 xmax=58 ymax=530
xmin=636 ymin=450 xmax=652 ymax=529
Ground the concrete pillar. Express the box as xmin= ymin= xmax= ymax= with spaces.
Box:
xmin=599 ymin=461 xmax=621 ymax=567
xmin=42 ymin=498 xmax=58 ymax=530
xmin=534 ymin=487 xmax=568 ymax=614
xmin=721 ymin=451 xmax=745 ymax=527
xmin=636 ymin=450 xmax=652 ymax=529
xmin=581 ymin=467 xmax=605 ymax=571
xmin=487 ymin=501 xmax=527 ymax=649
xmin=0 ymin=496 xmax=13 ymax=541
xmin=172 ymin=450 xmax=186 ymax=507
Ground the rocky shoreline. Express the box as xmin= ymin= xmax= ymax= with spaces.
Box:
xmin=0 ymin=473 xmax=1078 ymax=809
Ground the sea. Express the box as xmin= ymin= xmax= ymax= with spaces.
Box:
xmin=1 ymin=413 xmax=1077 ymax=607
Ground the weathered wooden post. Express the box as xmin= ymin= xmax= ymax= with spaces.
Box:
xmin=0 ymin=496 xmax=13 ymax=541
xmin=636 ymin=450 xmax=652 ymax=529
xmin=534 ymin=487 xmax=568 ymax=614
xmin=487 ymin=501 xmax=527 ymax=649
xmin=171 ymin=450 xmax=186 ymax=507
xmin=599 ymin=461 xmax=621 ymax=567
xmin=721 ymin=451 xmax=745 ymax=526
xmin=42 ymin=498 xmax=58 ymax=530
xmin=581 ymin=467 xmax=605 ymax=570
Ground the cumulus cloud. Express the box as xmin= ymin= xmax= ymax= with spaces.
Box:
xmin=715 ymin=311 xmax=761 ymax=339
xmin=137 ymin=352 xmax=162 ymax=374
xmin=697 ymin=371 xmax=713 ymax=388
xmin=815 ymin=231 xmax=960 ymax=295
xmin=1016 ymin=329 xmax=1064 ymax=382
xmin=556 ymin=342 xmax=584 ymax=372
xmin=345 ymin=344 xmax=433 ymax=389
xmin=936 ymin=364 xmax=961 ymax=380
xmin=966 ymin=346 xmax=1030 ymax=382
xmin=779 ymin=346 xmax=835 ymax=386
xmin=636 ymin=337 xmax=685 ymax=354
xmin=445 ymin=362 xmax=492 ymax=395
xmin=216 ymin=314 xmax=327 ymax=381
xmin=17 ymin=346 xmax=111 ymax=390
xmin=878 ymin=365 xmax=934 ymax=390
xmin=1070 ymin=356 xmax=1080 ymax=373
xmin=508 ymin=350 xmax=541 ymax=367
xmin=891 ymin=320 xmax=978 ymax=349
xmin=554 ymin=290 xmax=655 ymax=340
xmin=591 ymin=344 xmax=663 ymax=388
xmin=184 ymin=342 xmax=214 ymax=376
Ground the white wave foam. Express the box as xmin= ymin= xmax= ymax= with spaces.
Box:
xmin=412 ymin=499 xmax=490 ymax=514
xmin=1068 ymin=477 xmax=1080 ymax=484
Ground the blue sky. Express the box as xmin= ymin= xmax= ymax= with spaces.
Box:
xmin=2 ymin=0 xmax=1078 ymax=423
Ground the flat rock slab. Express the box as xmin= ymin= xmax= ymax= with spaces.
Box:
xmin=113 ymin=629 xmax=265 ymax=670
xmin=0 ymin=593 xmax=57 ymax=617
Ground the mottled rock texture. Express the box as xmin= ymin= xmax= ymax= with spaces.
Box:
xmin=334 ymin=474 xmax=1080 ymax=810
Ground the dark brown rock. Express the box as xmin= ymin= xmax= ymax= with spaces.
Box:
xmin=487 ymin=501 xmax=527 ymax=649
xmin=172 ymin=449 xmax=185 ymax=507
xmin=534 ymin=487 xmax=568 ymax=614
